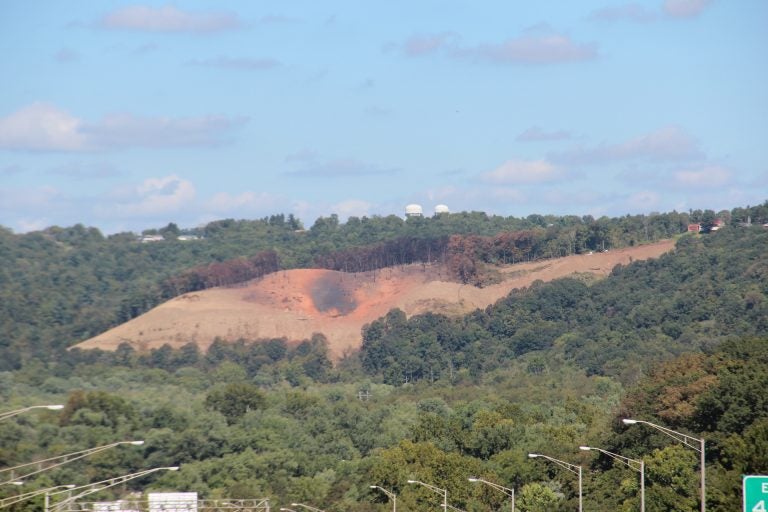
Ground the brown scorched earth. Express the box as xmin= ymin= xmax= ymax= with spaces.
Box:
xmin=74 ymin=240 xmax=675 ymax=358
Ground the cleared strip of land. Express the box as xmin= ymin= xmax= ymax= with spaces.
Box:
xmin=74 ymin=240 xmax=675 ymax=358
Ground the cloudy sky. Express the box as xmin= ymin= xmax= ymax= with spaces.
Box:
xmin=1 ymin=1 xmax=766 ymax=233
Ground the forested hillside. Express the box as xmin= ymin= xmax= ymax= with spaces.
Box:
xmin=3 ymin=204 xmax=764 ymax=369
xmin=1 ymin=202 xmax=767 ymax=512
xmin=0 ymin=208 xmax=689 ymax=368
xmin=360 ymin=226 xmax=768 ymax=384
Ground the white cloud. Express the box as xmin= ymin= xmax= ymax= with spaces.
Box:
xmin=551 ymin=125 xmax=701 ymax=165
xmin=398 ymin=28 xmax=597 ymax=65
xmin=590 ymin=3 xmax=658 ymax=22
xmin=0 ymin=185 xmax=72 ymax=232
xmin=663 ymin=0 xmax=712 ymax=18
xmin=489 ymin=188 xmax=527 ymax=201
xmin=205 ymin=191 xmax=284 ymax=214
xmin=16 ymin=218 xmax=50 ymax=233
xmin=0 ymin=103 xmax=89 ymax=151
xmin=0 ymin=185 xmax=62 ymax=210
xmin=100 ymin=5 xmax=241 ymax=33
xmin=516 ymin=126 xmax=572 ymax=142
xmin=330 ymin=199 xmax=373 ymax=219
xmin=48 ymin=161 xmax=122 ymax=180
xmin=0 ymin=103 xmax=247 ymax=152
xmin=626 ymin=190 xmax=662 ymax=209
xmin=402 ymin=32 xmax=459 ymax=56
xmin=86 ymin=113 xmax=247 ymax=148
xmin=673 ymin=165 xmax=732 ymax=188
xmin=591 ymin=0 xmax=712 ymax=22
xmin=540 ymin=189 xmax=606 ymax=207
xmin=425 ymin=185 xmax=461 ymax=203
xmin=109 ymin=175 xmax=196 ymax=217
xmin=481 ymin=159 xmax=564 ymax=184
xmin=454 ymin=31 xmax=597 ymax=64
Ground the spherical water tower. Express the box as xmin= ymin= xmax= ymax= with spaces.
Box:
xmin=434 ymin=204 xmax=450 ymax=215
xmin=405 ymin=204 xmax=424 ymax=218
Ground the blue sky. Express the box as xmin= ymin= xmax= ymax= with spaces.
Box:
xmin=1 ymin=0 xmax=766 ymax=233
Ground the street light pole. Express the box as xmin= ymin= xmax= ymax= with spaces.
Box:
xmin=468 ymin=477 xmax=515 ymax=512
xmin=407 ymin=479 xmax=447 ymax=511
xmin=370 ymin=485 xmax=397 ymax=512
xmin=0 ymin=484 xmax=75 ymax=509
xmin=580 ymin=446 xmax=644 ymax=512
xmin=46 ymin=466 xmax=178 ymax=512
xmin=0 ymin=440 xmax=144 ymax=486
xmin=290 ymin=502 xmax=325 ymax=512
xmin=528 ymin=453 xmax=582 ymax=512
xmin=0 ymin=405 xmax=64 ymax=422
xmin=623 ymin=418 xmax=705 ymax=512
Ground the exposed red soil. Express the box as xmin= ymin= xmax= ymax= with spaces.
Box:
xmin=74 ymin=240 xmax=675 ymax=359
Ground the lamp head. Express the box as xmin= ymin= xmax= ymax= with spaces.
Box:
xmin=167 ymin=467 xmax=179 ymax=471
xmin=527 ymin=453 xmax=540 ymax=458
xmin=579 ymin=446 xmax=591 ymax=451
xmin=407 ymin=480 xmax=416 ymax=484
xmin=46 ymin=405 xmax=64 ymax=410
xmin=622 ymin=419 xmax=638 ymax=425
xmin=291 ymin=503 xmax=299 ymax=507
xmin=370 ymin=485 xmax=377 ymax=489
xmin=467 ymin=477 xmax=479 ymax=482
xmin=130 ymin=440 xmax=145 ymax=445
xmin=11 ymin=481 xmax=24 ymax=486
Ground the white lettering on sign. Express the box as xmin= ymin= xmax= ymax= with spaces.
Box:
xmin=763 ymin=483 xmax=768 ymax=493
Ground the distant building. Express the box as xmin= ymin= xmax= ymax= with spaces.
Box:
xmin=687 ymin=224 xmax=701 ymax=233
xmin=177 ymin=235 xmax=200 ymax=241
xmin=405 ymin=204 xmax=424 ymax=217
xmin=140 ymin=235 xmax=164 ymax=243
xmin=710 ymin=218 xmax=726 ymax=231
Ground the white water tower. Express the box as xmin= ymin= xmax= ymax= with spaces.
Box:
xmin=405 ymin=204 xmax=424 ymax=217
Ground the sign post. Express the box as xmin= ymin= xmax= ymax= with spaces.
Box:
xmin=744 ymin=475 xmax=768 ymax=512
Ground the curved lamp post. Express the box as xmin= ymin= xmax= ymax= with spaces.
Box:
xmin=0 ymin=484 xmax=74 ymax=509
xmin=370 ymin=485 xmax=396 ymax=512
xmin=0 ymin=440 xmax=144 ymax=486
xmin=623 ymin=418 xmax=705 ymax=512
xmin=46 ymin=466 xmax=178 ymax=512
xmin=468 ymin=477 xmax=515 ymax=512
xmin=0 ymin=405 xmax=64 ymax=422
xmin=407 ymin=479 xmax=447 ymax=511
xmin=580 ymin=445 xmax=644 ymax=512
xmin=290 ymin=503 xmax=325 ymax=512
xmin=528 ymin=453 xmax=582 ymax=512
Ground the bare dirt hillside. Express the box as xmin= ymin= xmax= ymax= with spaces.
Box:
xmin=74 ymin=240 xmax=675 ymax=358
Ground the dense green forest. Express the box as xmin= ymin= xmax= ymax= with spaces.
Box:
xmin=1 ymin=201 xmax=767 ymax=511
xmin=3 ymin=203 xmax=765 ymax=368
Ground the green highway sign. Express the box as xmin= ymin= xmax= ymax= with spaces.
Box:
xmin=744 ymin=475 xmax=768 ymax=512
